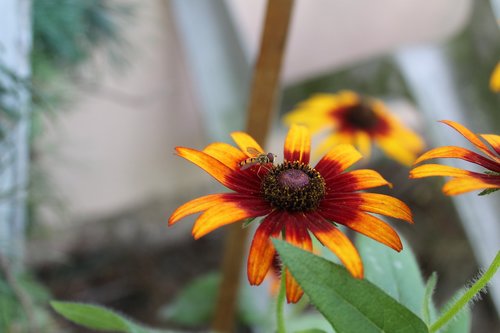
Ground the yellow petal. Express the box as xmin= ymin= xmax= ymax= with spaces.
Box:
xmin=169 ymin=194 xmax=227 ymax=225
xmin=489 ymin=62 xmax=500 ymax=92
xmin=443 ymin=176 xmax=500 ymax=195
xmin=203 ymin=142 xmax=247 ymax=170
xmin=284 ymin=124 xmax=311 ymax=164
xmin=230 ymin=132 xmax=264 ymax=156
xmin=440 ymin=120 xmax=496 ymax=160
xmin=410 ymin=164 xmax=473 ymax=178
xmin=480 ymin=134 xmax=500 ymax=156
xmin=192 ymin=199 xmax=271 ymax=239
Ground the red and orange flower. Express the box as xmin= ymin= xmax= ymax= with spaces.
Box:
xmin=283 ymin=90 xmax=425 ymax=166
xmin=169 ymin=124 xmax=413 ymax=303
xmin=410 ymin=120 xmax=500 ymax=195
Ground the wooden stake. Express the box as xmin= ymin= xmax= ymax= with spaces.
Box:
xmin=212 ymin=0 xmax=294 ymax=331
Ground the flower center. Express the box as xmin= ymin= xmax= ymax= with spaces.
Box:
xmin=261 ymin=161 xmax=326 ymax=212
xmin=345 ymin=102 xmax=378 ymax=130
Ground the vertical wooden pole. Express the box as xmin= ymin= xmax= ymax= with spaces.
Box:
xmin=212 ymin=1 xmax=294 ymax=331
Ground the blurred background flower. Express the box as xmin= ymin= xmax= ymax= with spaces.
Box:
xmin=283 ymin=90 xmax=425 ymax=165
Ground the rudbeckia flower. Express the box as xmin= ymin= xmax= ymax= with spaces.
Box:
xmin=490 ymin=62 xmax=500 ymax=92
xmin=168 ymin=124 xmax=413 ymax=303
xmin=410 ymin=120 xmax=500 ymax=195
xmin=283 ymin=90 xmax=425 ymax=166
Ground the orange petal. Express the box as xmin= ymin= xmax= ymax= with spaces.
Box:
xmin=442 ymin=176 xmax=500 ymax=195
xmin=480 ymin=134 xmax=500 ymax=156
xmin=230 ymin=132 xmax=264 ymax=156
xmin=247 ymin=211 xmax=284 ymax=285
xmin=323 ymin=193 xmax=413 ymax=223
xmin=440 ymin=120 xmax=496 ymax=159
xmin=192 ymin=198 xmax=271 ymax=239
xmin=323 ymin=209 xmax=402 ymax=252
xmin=410 ymin=164 xmax=476 ymax=178
xmin=176 ymin=147 xmax=260 ymax=193
xmin=203 ymin=142 xmax=247 ymax=170
xmin=315 ymin=144 xmax=362 ymax=180
xmin=284 ymin=268 xmax=303 ymax=304
xmin=284 ymin=124 xmax=311 ymax=164
xmin=169 ymin=193 xmax=227 ymax=226
xmin=414 ymin=146 xmax=499 ymax=172
xmin=328 ymin=169 xmax=392 ymax=193
xmin=176 ymin=147 xmax=232 ymax=185
xmin=284 ymin=213 xmax=312 ymax=303
xmin=307 ymin=212 xmax=363 ymax=278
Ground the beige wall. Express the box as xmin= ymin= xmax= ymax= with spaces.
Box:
xmin=227 ymin=0 xmax=471 ymax=83
xmin=38 ymin=0 xmax=207 ymax=226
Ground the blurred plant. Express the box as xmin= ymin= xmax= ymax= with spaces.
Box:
xmin=283 ymin=90 xmax=425 ymax=166
xmin=1 ymin=1 xmax=132 ymax=332
xmin=0 ymin=255 xmax=56 ymax=333
xmin=410 ymin=120 xmax=500 ymax=195
xmin=30 ymin=0 xmax=131 ymax=142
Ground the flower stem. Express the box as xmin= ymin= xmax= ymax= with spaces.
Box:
xmin=276 ymin=273 xmax=287 ymax=333
xmin=430 ymin=251 xmax=500 ymax=333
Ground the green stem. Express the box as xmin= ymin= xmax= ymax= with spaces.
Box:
xmin=430 ymin=251 xmax=500 ymax=332
xmin=276 ymin=272 xmax=287 ymax=333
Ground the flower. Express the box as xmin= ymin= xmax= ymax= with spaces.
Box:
xmin=410 ymin=120 xmax=500 ymax=196
xmin=169 ymin=124 xmax=413 ymax=303
xmin=283 ymin=90 xmax=425 ymax=166
xmin=490 ymin=62 xmax=500 ymax=92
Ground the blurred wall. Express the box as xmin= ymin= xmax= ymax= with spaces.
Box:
xmin=227 ymin=0 xmax=471 ymax=83
xmin=38 ymin=0 xmax=207 ymax=226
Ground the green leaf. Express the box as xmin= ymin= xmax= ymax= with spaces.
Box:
xmin=286 ymin=312 xmax=333 ymax=333
xmin=50 ymin=301 xmax=170 ymax=333
xmin=423 ymin=273 xmax=438 ymax=325
xmin=273 ymin=239 xmax=429 ymax=333
xmin=356 ymin=234 xmax=434 ymax=320
xmin=478 ymin=188 xmax=499 ymax=196
xmin=160 ymin=272 xmax=270 ymax=328
xmin=159 ymin=273 xmax=219 ymax=326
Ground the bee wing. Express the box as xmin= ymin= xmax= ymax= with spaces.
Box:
xmin=240 ymin=160 xmax=257 ymax=170
xmin=246 ymin=147 xmax=261 ymax=156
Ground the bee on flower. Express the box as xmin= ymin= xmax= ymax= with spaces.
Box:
xmin=283 ymin=90 xmax=425 ymax=166
xmin=168 ymin=124 xmax=413 ymax=303
xmin=410 ymin=120 xmax=500 ymax=196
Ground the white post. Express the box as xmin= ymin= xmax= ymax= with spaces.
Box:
xmin=0 ymin=0 xmax=32 ymax=271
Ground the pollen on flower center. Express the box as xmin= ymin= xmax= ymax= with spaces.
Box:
xmin=345 ymin=102 xmax=378 ymax=130
xmin=261 ymin=161 xmax=326 ymax=211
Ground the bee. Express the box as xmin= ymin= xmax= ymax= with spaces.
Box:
xmin=239 ymin=147 xmax=276 ymax=173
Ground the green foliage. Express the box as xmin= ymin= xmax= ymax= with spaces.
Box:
xmin=50 ymin=301 xmax=174 ymax=333
xmin=0 ymin=273 xmax=54 ymax=332
xmin=160 ymin=273 xmax=219 ymax=326
xmin=159 ymin=272 xmax=269 ymax=329
xmin=273 ymin=239 xmax=429 ymax=333
xmin=32 ymin=0 xmax=130 ymax=73
xmin=423 ymin=272 xmax=438 ymax=325
xmin=355 ymin=234 xmax=435 ymax=319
